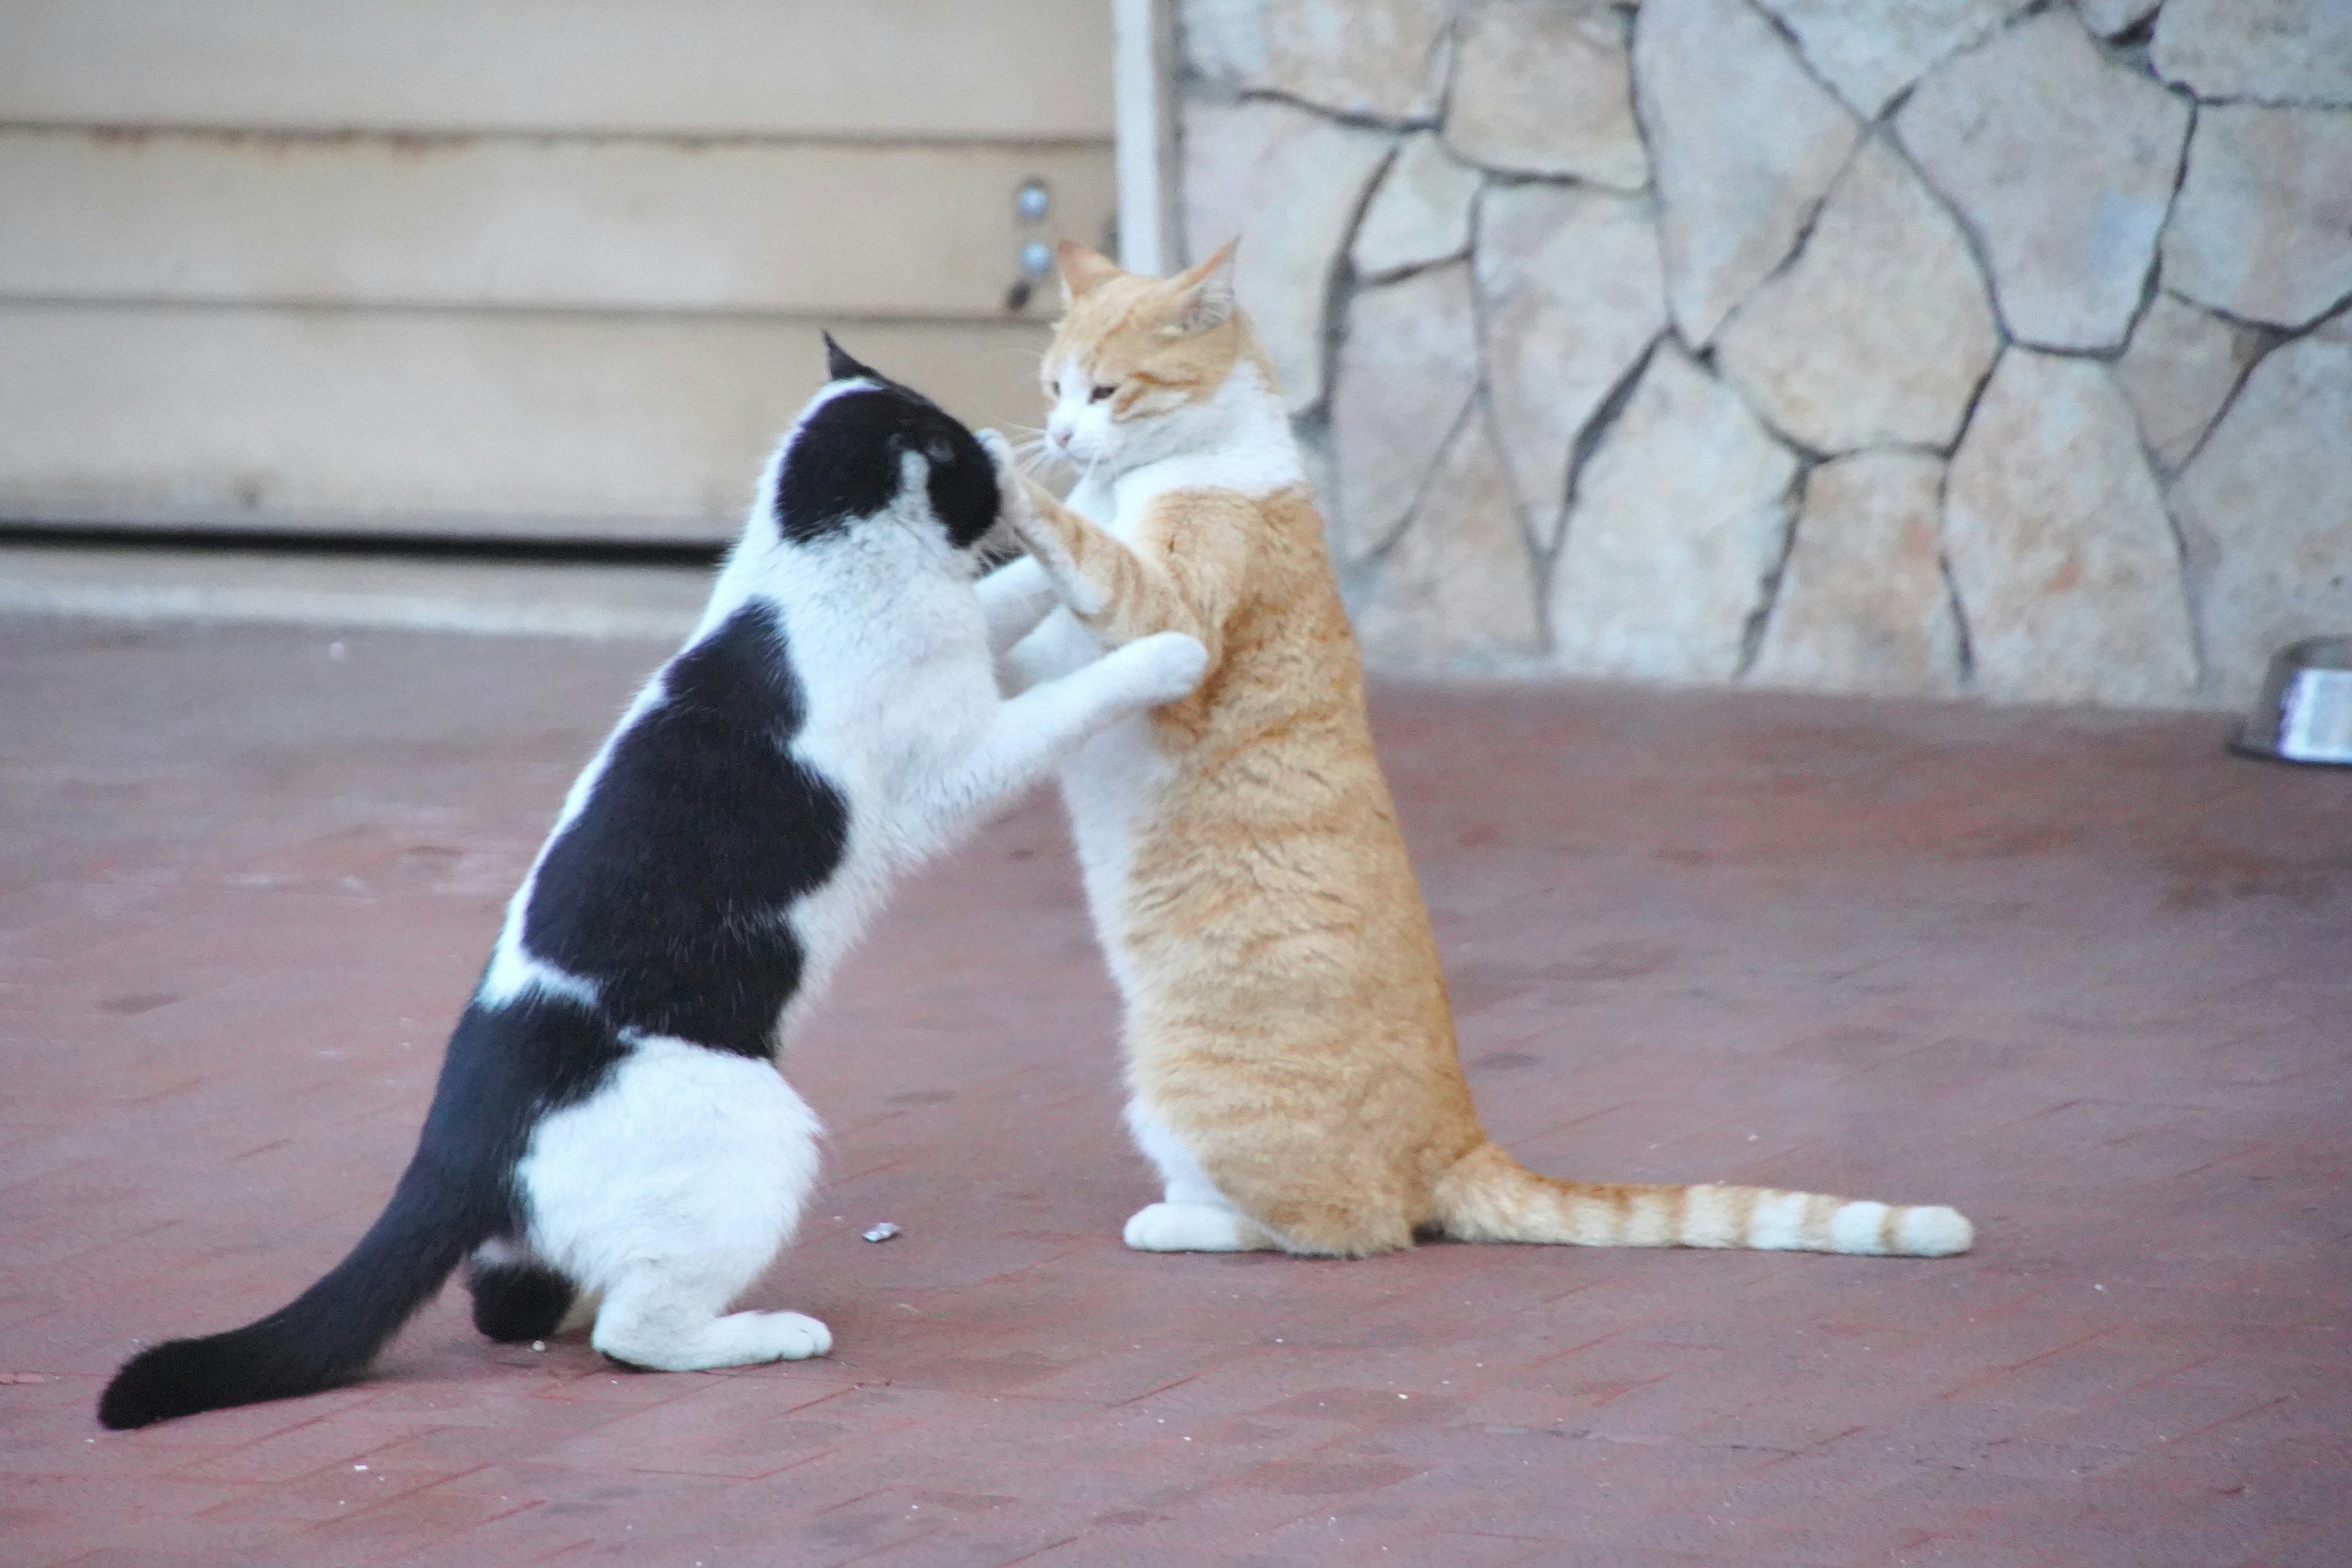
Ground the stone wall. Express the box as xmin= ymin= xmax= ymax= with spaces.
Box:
xmin=1173 ymin=0 xmax=2352 ymax=706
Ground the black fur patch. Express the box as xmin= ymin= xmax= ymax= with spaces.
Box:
xmin=522 ymin=602 xmax=849 ymax=1058
xmin=780 ymin=342 xmax=1001 ymax=551
xmin=467 ymin=1259 xmax=578 ymax=1343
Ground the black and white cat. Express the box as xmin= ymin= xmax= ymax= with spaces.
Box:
xmin=97 ymin=340 xmax=1205 ymax=1429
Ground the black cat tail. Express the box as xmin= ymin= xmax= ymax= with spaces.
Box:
xmin=99 ymin=998 xmax=612 ymax=1430
xmin=97 ymin=1147 xmax=489 ymax=1430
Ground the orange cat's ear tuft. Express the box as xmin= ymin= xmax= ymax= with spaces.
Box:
xmin=1169 ymin=239 xmax=1238 ymax=334
xmin=1056 ymin=239 xmax=1124 ymax=304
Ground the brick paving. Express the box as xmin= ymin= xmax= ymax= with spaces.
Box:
xmin=1 ymin=614 xmax=2346 ymax=1567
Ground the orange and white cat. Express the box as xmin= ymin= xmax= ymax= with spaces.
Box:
xmin=984 ymin=238 xmax=1972 ymax=1261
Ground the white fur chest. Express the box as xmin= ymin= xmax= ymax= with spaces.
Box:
xmin=755 ymin=527 xmax=999 ymax=1035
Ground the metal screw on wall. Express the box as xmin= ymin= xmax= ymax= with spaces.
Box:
xmin=1007 ymin=176 xmax=1056 ymax=314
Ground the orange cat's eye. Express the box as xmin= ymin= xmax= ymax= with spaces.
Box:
xmin=1089 ymin=384 xmax=1118 ymax=404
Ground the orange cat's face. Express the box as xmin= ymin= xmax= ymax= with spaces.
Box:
xmin=1040 ymin=241 xmax=1246 ymax=473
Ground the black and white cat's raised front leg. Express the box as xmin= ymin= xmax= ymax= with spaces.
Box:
xmin=915 ymin=631 xmax=1206 ymax=838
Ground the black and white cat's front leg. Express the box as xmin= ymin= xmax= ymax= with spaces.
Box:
xmin=913 ymin=631 xmax=1207 ymax=839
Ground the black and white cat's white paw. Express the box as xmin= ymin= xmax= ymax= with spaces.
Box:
xmin=733 ymin=1310 xmax=832 ymax=1362
xmin=1104 ymin=631 xmax=1210 ymax=707
xmin=594 ymin=1307 xmax=832 ymax=1371
xmin=974 ymin=429 xmax=1030 ymax=518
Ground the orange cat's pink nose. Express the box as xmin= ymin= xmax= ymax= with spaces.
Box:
xmin=1046 ymin=417 xmax=1073 ymax=451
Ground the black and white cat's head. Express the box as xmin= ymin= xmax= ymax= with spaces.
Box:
xmin=766 ymin=337 xmax=1003 ymax=554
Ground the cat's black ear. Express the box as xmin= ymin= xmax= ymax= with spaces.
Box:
xmin=823 ymin=333 xmax=876 ymax=383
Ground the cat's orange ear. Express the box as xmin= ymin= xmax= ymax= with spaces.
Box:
xmin=1167 ymin=239 xmax=1239 ymax=334
xmin=1056 ymin=239 xmax=1125 ymax=304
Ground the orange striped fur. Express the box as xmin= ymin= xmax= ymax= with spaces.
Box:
xmin=1000 ymin=241 xmax=1971 ymax=1262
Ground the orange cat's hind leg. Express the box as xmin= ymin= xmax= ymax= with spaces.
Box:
xmin=1123 ymin=1099 xmax=1411 ymax=1257
xmin=1120 ymin=1100 xmax=1277 ymax=1253
xmin=1242 ymin=1196 xmax=1414 ymax=1258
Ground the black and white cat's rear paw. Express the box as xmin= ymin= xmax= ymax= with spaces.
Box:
xmin=1107 ymin=632 xmax=1210 ymax=707
xmin=594 ymin=1308 xmax=832 ymax=1371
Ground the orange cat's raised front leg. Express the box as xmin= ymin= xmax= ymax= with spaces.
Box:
xmin=1011 ymin=477 xmax=1247 ymax=668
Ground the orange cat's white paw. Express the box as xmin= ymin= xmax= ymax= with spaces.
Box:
xmin=1114 ymin=633 xmax=1210 ymax=706
xmin=1124 ymin=1202 xmax=1250 ymax=1252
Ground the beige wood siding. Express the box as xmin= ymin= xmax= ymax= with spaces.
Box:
xmin=0 ymin=3 xmax=1114 ymax=542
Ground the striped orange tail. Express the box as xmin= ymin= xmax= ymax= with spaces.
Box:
xmin=1433 ymin=1142 xmax=1972 ymax=1257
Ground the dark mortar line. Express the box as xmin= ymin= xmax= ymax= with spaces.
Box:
xmin=1457 ymin=175 xmax=1558 ymax=653
xmin=2118 ymin=96 xmax=2201 ymax=353
xmin=1355 ymin=248 xmax=1476 ymax=290
xmin=2103 ymin=7 xmax=2161 ymax=50
xmin=1464 ymin=164 xmax=1652 ymax=200
xmin=1365 ymin=393 xmax=1480 ymax=571
xmin=1880 ymin=121 xmax=2016 ymax=352
xmin=1470 ymin=384 xmax=1545 ymax=576
xmin=1735 ymin=454 xmax=1814 ymax=680
xmin=1741 ymin=0 xmax=1879 ymax=126
xmin=2176 ymin=285 xmax=2328 ymax=337
xmin=1427 ymin=7 xmax=1463 ymax=129
xmin=1937 ymin=342 xmax=2006 ymax=463
xmin=2160 ymin=482 xmax=2214 ymax=703
xmin=1540 ymin=330 xmax=1668 ymax=651
xmin=2188 ymin=89 xmax=2352 ymax=111
xmin=1708 ymin=129 xmax=1871 ymax=349
xmin=1559 ymin=331 xmax=1665 ymax=524
xmin=2090 ymin=4 xmax=2161 ymax=77
xmin=1736 ymin=394 xmax=1836 ymax=467
xmin=1230 ymin=88 xmax=1439 ymax=137
xmin=1930 ymin=459 xmax=1979 ymax=692
xmin=1471 ymin=383 xmax=1555 ymax=660
xmin=1302 ymin=137 xmax=1403 ymax=431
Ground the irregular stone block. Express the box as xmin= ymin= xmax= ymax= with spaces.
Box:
xmin=1351 ymin=132 xmax=1480 ymax=279
xmin=1756 ymin=0 xmax=2032 ymax=119
xmin=1356 ymin=413 xmax=1542 ymax=667
xmin=1179 ymin=0 xmax=1452 ymax=121
xmin=2075 ymin=0 xmax=2162 ymax=39
xmin=1446 ymin=0 xmax=1647 ymax=190
xmin=1183 ymin=99 xmax=1394 ymax=413
xmin=1633 ymin=0 xmax=1861 ymax=347
xmin=2169 ymin=315 xmax=2352 ymax=706
xmin=1944 ymin=349 xmax=2198 ymax=707
xmin=2162 ymin=104 xmax=2352 ymax=331
xmin=1476 ymin=184 xmax=1668 ymax=542
xmin=1896 ymin=8 xmax=2190 ymax=353
xmin=1752 ymin=453 xmax=1964 ymax=696
xmin=2153 ymin=0 xmax=2352 ymax=109
xmin=1550 ymin=342 xmax=1798 ymax=683
xmin=2114 ymin=292 xmax=2274 ymax=475
xmin=1715 ymin=138 xmax=1999 ymax=454
xmin=1329 ymin=261 xmax=1482 ymax=563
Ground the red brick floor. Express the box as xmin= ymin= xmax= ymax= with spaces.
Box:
xmin=2 ymin=616 xmax=2347 ymax=1567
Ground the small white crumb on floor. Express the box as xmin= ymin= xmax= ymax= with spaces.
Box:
xmin=862 ymin=1222 xmax=901 ymax=1242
